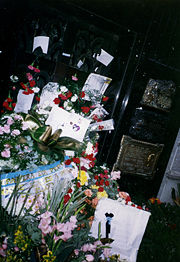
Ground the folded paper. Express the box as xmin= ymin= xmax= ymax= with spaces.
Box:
xmin=33 ymin=36 xmax=49 ymax=54
xmin=94 ymin=49 xmax=114 ymax=66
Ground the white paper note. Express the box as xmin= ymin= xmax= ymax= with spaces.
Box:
xmin=14 ymin=90 xmax=34 ymax=114
xmin=45 ymin=106 xmax=91 ymax=142
xmin=94 ymin=49 xmax=114 ymax=66
xmin=90 ymin=198 xmax=150 ymax=262
xmin=33 ymin=36 xmax=49 ymax=54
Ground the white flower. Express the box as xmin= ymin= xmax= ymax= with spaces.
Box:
xmin=85 ymin=142 xmax=94 ymax=155
xmin=60 ymin=85 xmax=68 ymax=92
xmin=10 ymin=75 xmax=18 ymax=82
xmin=71 ymin=94 xmax=78 ymax=102
xmin=64 ymin=101 xmax=72 ymax=110
xmin=32 ymin=87 xmax=40 ymax=93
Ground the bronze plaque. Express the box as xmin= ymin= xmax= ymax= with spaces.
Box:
xmin=140 ymin=79 xmax=175 ymax=112
xmin=113 ymin=135 xmax=164 ymax=179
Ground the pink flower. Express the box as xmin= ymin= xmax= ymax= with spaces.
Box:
xmin=38 ymin=218 xmax=52 ymax=235
xmin=110 ymin=171 xmax=121 ymax=180
xmin=84 ymin=189 xmax=93 ymax=197
xmin=3 ymin=125 xmax=10 ymax=134
xmin=69 ymin=215 xmax=77 ymax=225
xmin=7 ymin=117 xmax=14 ymax=125
xmin=54 ymin=234 xmax=61 ymax=243
xmin=103 ymin=246 xmax=111 ymax=258
xmin=60 ymin=231 xmax=72 ymax=241
xmin=14 ymin=246 xmax=19 ymax=252
xmin=34 ymin=67 xmax=40 ymax=73
xmin=72 ymin=75 xmax=78 ymax=81
xmin=40 ymin=211 xmax=53 ymax=219
xmin=2 ymin=244 xmax=7 ymax=250
xmin=14 ymin=114 xmax=22 ymax=121
xmin=74 ymin=249 xmax=79 ymax=256
xmin=22 ymin=122 xmax=29 ymax=130
xmin=26 ymin=73 xmax=33 ymax=81
xmin=11 ymin=129 xmax=21 ymax=136
xmin=28 ymin=65 xmax=34 ymax=70
xmin=85 ymin=254 xmax=94 ymax=262
xmin=0 ymin=247 xmax=6 ymax=257
xmin=1 ymin=149 xmax=10 ymax=158
xmin=0 ymin=126 xmax=4 ymax=135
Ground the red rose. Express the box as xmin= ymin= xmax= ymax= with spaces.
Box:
xmin=59 ymin=94 xmax=68 ymax=100
xmin=65 ymin=159 xmax=72 ymax=165
xmin=3 ymin=101 xmax=9 ymax=108
xmin=6 ymin=98 xmax=13 ymax=102
xmin=33 ymin=67 xmax=40 ymax=73
xmin=105 ymin=181 xmax=109 ymax=186
xmin=12 ymin=103 xmax=16 ymax=107
xmin=137 ymin=206 xmax=142 ymax=209
xmin=80 ymin=91 xmax=85 ymax=98
xmin=100 ymin=173 xmax=104 ymax=179
xmin=64 ymin=194 xmax=71 ymax=204
xmin=29 ymin=80 xmax=36 ymax=87
xmin=72 ymin=157 xmax=80 ymax=164
xmin=99 ymin=180 xmax=104 ymax=185
xmin=89 ymin=161 xmax=95 ymax=168
xmin=81 ymin=107 xmax=90 ymax=114
xmin=96 ymin=181 xmax=99 ymax=186
xmin=102 ymin=96 xmax=109 ymax=102
xmin=35 ymin=96 xmax=40 ymax=102
xmin=53 ymin=98 xmax=61 ymax=104
xmin=94 ymin=175 xmax=99 ymax=180
xmin=66 ymin=91 xmax=72 ymax=98
xmin=81 ymin=166 xmax=87 ymax=171
xmin=98 ymin=187 xmax=104 ymax=192
xmin=67 ymin=188 xmax=73 ymax=194
xmin=76 ymin=182 xmax=81 ymax=188
xmin=7 ymin=106 xmax=13 ymax=111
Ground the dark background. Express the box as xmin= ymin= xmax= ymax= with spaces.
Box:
xmin=0 ymin=0 xmax=180 ymax=200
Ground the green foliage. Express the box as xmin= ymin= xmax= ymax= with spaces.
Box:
xmin=137 ymin=201 xmax=180 ymax=262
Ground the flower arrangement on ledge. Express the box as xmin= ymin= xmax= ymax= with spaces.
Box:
xmin=0 ymin=63 xmax=149 ymax=262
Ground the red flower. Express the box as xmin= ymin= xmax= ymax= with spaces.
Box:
xmin=104 ymin=170 xmax=108 ymax=174
xmin=72 ymin=157 xmax=80 ymax=164
xmin=137 ymin=206 xmax=142 ymax=209
xmin=76 ymin=182 xmax=81 ymax=188
xmin=99 ymin=180 xmax=104 ymax=185
xmin=89 ymin=161 xmax=95 ymax=168
xmin=64 ymin=194 xmax=71 ymax=204
xmin=80 ymin=91 xmax=85 ymax=98
xmin=20 ymin=82 xmax=27 ymax=89
xmin=29 ymin=80 xmax=36 ymax=87
xmin=94 ymin=175 xmax=99 ymax=180
xmin=81 ymin=166 xmax=87 ymax=171
xmin=81 ymin=107 xmax=91 ymax=114
xmin=3 ymin=101 xmax=9 ymax=108
xmin=6 ymin=98 xmax=13 ymax=102
xmin=98 ymin=125 xmax=104 ymax=130
xmin=35 ymin=96 xmax=40 ymax=102
xmin=100 ymin=173 xmax=104 ymax=179
xmin=67 ymin=188 xmax=73 ymax=194
xmin=23 ymin=88 xmax=34 ymax=95
xmin=7 ymin=106 xmax=13 ymax=111
xmin=59 ymin=94 xmax=68 ymax=100
xmin=66 ymin=91 xmax=72 ymax=98
xmin=98 ymin=187 xmax=104 ymax=192
xmin=131 ymin=204 xmax=135 ymax=207
xmin=33 ymin=67 xmax=40 ymax=73
xmin=65 ymin=159 xmax=72 ymax=165
xmin=105 ymin=181 xmax=109 ymax=186
xmin=103 ymin=174 xmax=109 ymax=179
xmin=53 ymin=98 xmax=61 ymax=104
xmin=102 ymin=96 xmax=109 ymax=102
xmin=12 ymin=103 xmax=16 ymax=107
xmin=126 ymin=196 xmax=131 ymax=202
xmin=96 ymin=181 xmax=99 ymax=186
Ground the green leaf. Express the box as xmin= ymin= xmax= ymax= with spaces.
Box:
xmin=31 ymin=126 xmax=47 ymax=142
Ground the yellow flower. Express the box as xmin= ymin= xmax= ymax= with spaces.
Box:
xmin=43 ymin=250 xmax=56 ymax=262
xmin=77 ymin=170 xmax=88 ymax=186
xmin=91 ymin=185 xmax=99 ymax=190
xmin=97 ymin=190 xmax=108 ymax=199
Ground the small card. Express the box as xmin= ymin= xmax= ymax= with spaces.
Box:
xmin=45 ymin=106 xmax=91 ymax=142
xmin=89 ymin=119 xmax=114 ymax=132
xmin=33 ymin=36 xmax=49 ymax=54
xmin=82 ymin=73 xmax=112 ymax=102
xmin=14 ymin=90 xmax=34 ymax=114
xmin=94 ymin=49 xmax=114 ymax=66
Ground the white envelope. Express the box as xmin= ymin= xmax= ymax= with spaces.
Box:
xmin=14 ymin=90 xmax=34 ymax=114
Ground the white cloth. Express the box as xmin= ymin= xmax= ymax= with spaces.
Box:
xmin=90 ymin=198 xmax=150 ymax=262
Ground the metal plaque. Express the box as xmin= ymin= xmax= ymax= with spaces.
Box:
xmin=140 ymin=78 xmax=175 ymax=112
xmin=113 ymin=135 xmax=164 ymax=179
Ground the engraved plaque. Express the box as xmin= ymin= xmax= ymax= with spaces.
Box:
xmin=113 ymin=135 xmax=164 ymax=179
xmin=141 ymin=79 xmax=175 ymax=112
